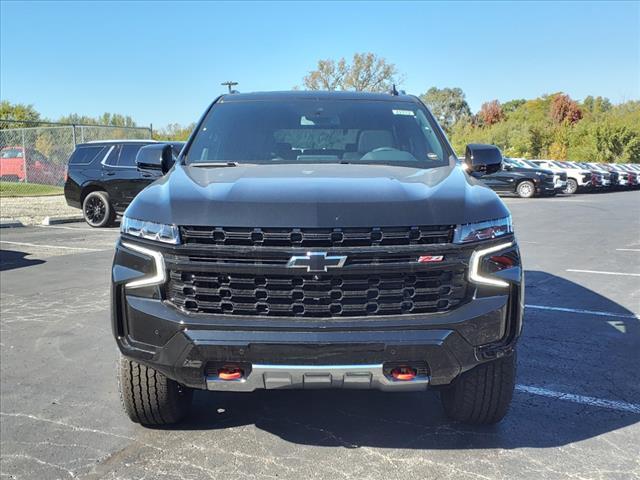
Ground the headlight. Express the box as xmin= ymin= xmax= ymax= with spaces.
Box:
xmin=469 ymin=241 xmax=515 ymax=288
xmin=453 ymin=216 xmax=513 ymax=244
xmin=121 ymin=242 xmax=166 ymax=288
xmin=121 ymin=215 xmax=180 ymax=244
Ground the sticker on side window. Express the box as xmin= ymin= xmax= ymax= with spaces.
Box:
xmin=392 ymin=109 xmax=415 ymax=116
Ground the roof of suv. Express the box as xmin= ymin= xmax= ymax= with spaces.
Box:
xmin=80 ymin=139 xmax=156 ymax=146
xmin=218 ymin=90 xmax=416 ymax=102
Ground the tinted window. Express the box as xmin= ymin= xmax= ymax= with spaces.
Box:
xmin=69 ymin=146 xmax=106 ymax=165
xmin=186 ymin=99 xmax=450 ymax=168
xmin=118 ymin=144 xmax=143 ymax=167
xmin=103 ymin=145 xmax=120 ymax=166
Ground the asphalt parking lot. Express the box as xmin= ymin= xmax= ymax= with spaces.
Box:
xmin=1 ymin=190 xmax=639 ymax=480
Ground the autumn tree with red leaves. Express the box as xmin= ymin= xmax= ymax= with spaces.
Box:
xmin=479 ymin=100 xmax=504 ymax=126
xmin=550 ymin=94 xmax=583 ymax=124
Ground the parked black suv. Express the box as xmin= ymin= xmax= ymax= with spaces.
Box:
xmin=112 ymin=91 xmax=523 ymax=426
xmin=481 ymin=157 xmax=556 ymax=198
xmin=64 ymin=140 xmax=185 ymax=227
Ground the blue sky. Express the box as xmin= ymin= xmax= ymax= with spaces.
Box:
xmin=1 ymin=1 xmax=639 ymax=127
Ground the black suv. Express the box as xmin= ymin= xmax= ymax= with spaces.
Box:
xmin=112 ymin=91 xmax=523 ymax=426
xmin=64 ymin=140 xmax=184 ymax=227
xmin=481 ymin=157 xmax=556 ymax=198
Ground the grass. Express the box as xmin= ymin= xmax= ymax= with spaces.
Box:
xmin=0 ymin=181 xmax=64 ymax=197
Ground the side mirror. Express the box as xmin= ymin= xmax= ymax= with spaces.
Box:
xmin=136 ymin=144 xmax=174 ymax=175
xmin=464 ymin=144 xmax=503 ymax=177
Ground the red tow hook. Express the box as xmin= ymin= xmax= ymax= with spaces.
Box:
xmin=390 ymin=366 xmax=417 ymax=381
xmin=218 ymin=367 xmax=243 ymax=381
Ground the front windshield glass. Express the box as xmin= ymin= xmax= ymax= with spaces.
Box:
xmin=185 ymin=99 xmax=451 ymax=168
xmin=521 ymin=160 xmax=540 ymax=169
xmin=506 ymin=158 xmax=528 ymax=168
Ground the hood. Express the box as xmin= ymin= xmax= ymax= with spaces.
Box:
xmin=125 ymin=163 xmax=510 ymax=228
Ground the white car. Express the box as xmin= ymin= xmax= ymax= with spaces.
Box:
xmin=530 ymin=160 xmax=591 ymax=194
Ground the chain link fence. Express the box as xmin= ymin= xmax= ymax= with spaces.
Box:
xmin=0 ymin=120 xmax=152 ymax=196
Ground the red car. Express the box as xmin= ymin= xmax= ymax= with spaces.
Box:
xmin=0 ymin=146 xmax=66 ymax=185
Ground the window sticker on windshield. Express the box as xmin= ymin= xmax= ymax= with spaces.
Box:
xmin=392 ymin=109 xmax=415 ymax=116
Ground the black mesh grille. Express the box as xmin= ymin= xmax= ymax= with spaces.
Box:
xmin=167 ymin=269 xmax=467 ymax=317
xmin=180 ymin=225 xmax=454 ymax=247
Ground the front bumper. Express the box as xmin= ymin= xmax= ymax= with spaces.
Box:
xmin=535 ymin=178 xmax=556 ymax=194
xmin=111 ymin=239 xmax=524 ymax=392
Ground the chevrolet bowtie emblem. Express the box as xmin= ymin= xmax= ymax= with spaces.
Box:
xmin=287 ymin=252 xmax=347 ymax=272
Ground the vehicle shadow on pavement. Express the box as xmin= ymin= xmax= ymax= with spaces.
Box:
xmin=0 ymin=249 xmax=45 ymax=272
xmin=165 ymin=270 xmax=640 ymax=449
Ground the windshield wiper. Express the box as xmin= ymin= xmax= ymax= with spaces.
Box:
xmin=191 ymin=162 xmax=240 ymax=168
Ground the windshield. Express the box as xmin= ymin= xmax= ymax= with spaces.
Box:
xmin=505 ymin=158 xmax=528 ymax=168
xmin=521 ymin=159 xmax=540 ymax=169
xmin=1 ymin=148 xmax=24 ymax=159
xmin=185 ymin=99 xmax=451 ymax=168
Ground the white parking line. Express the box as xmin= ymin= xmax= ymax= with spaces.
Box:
xmin=526 ymin=304 xmax=638 ymax=319
xmin=516 ymin=385 xmax=640 ymax=414
xmin=616 ymin=248 xmax=640 ymax=252
xmin=566 ymin=268 xmax=640 ymax=277
xmin=37 ymin=224 xmax=117 ymax=233
xmin=0 ymin=240 xmax=103 ymax=252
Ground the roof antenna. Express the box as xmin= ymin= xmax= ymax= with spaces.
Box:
xmin=390 ymin=84 xmax=399 ymax=96
xmin=221 ymin=81 xmax=239 ymax=93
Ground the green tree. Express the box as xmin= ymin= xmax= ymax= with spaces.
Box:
xmin=502 ymin=99 xmax=526 ymax=114
xmin=420 ymin=87 xmax=471 ymax=133
xmin=58 ymin=112 xmax=137 ymax=127
xmin=303 ymin=53 xmax=401 ymax=92
xmin=449 ymin=95 xmax=639 ymax=163
xmin=153 ymin=123 xmax=196 ymax=141
xmin=582 ymin=96 xmax=612 ymax=115
xmin=0 ymin=101 xmax=41 ymax=127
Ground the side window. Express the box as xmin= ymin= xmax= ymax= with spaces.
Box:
xmin=69 ymin=146 xmax=107 ymax=165
xmin=103 ymin=145 xmax=121 ymax=166
xmin=117 ymin=145 xmax=143 ymax=167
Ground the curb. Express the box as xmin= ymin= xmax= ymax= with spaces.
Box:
xmin=0 ymin=219 xmax=25 ymax=229
xmin=42 ymin=216 xmax=84 ymax=226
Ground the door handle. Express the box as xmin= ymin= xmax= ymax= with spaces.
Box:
xmin=105 ymin=171 xmax=116 ymax=176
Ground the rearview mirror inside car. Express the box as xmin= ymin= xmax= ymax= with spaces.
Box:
xmin=464 ymin=144 xmax=503 ymax=177
xmin=136 ymin=144 xmax=174 ymax=175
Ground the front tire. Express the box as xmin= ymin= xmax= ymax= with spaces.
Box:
xmin=516 ymin=180 xmax=535 ymax=198
xmin=82 ymin=191 xmax=116 ymax=228
xmin=118 ymin=355 xmax=193 ymax=426
xmin=564 ymin=178 xmax=578 ymax=195
xmin=440 ymin=352 xmax=516 ymax=425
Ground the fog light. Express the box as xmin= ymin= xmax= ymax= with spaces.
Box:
xmin=218 ymin=367 xmax=243 ymax=381
xmin=390 ymin=366 xmax=417 ymax=381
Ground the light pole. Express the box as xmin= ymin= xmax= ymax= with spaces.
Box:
xmin=221 ymin=81 xmax=238 ymax=93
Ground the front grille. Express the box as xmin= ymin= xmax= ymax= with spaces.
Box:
xmin=168 ymin=269 xmax=467 ymax=317
xmin=582 ymin=172 xmax=592 ymax=182
xmin=180 ymin=225 xmax=454 ymax=248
